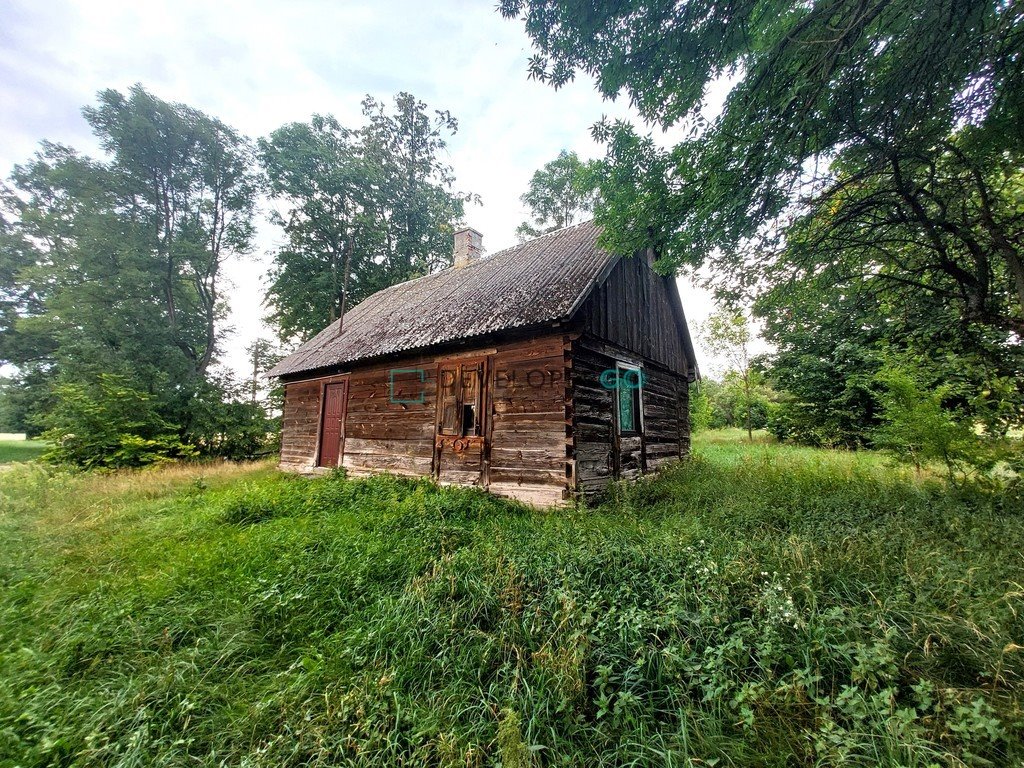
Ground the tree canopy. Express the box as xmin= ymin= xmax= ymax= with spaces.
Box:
xmin=515 ymin=149 xmax=598 ymax=241
xmin=260 ymin=93 xmax=472 ymax=342
xmin=0 ymin=85 xmax=267 ymax=461
xmin=499 ymin=0 xmax=1024 ymax=329
xmin=501 ymin=0 xmax=1024 ymax=447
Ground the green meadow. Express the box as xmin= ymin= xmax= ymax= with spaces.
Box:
xmin=0 ymin=432 xmax=1021 ymax=766
xmin=0 ymin=439 xmax=48 ymax=465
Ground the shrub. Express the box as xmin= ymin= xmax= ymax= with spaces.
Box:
xmin=40 ymin=374 xmax=194 ymax=469
xmin=873 ymin=364 xmax=994 ymax=481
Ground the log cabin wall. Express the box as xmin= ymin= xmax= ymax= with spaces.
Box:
xmin=644 ymin=364 xmax=689 ymax=471
xmin=344 ymin=354 xmax=437 ymax=478
xmin=568 ymin=250 xmax=693 ymax=496
xmin=280 ymin=378 xmax=324 ymax=471
xmin=570 ymin=336 xmax=690 ymax=495
xmin=487 ymin=334 xmax=569 ymax=507
xmin=569 ymin=338 xmax=616 ymax=494
xmin=277 ymin=332 xmax=571 ymax=506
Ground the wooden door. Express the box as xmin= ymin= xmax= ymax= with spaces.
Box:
xmin=317 ymin=381 xmax=347 ymax=468
xmin=434 ymin=360 xmax=487 ymax=485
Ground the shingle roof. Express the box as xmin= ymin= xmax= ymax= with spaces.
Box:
xmin=268 ymin=220 xmax=616 ymax=378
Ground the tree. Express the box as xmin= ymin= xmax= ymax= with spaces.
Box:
xmin=873 ymin=362 xmax=994 ymax=483
xmin=688 ymin=381 xmax=713 ymax=433
xmin=759 ymin=281 xmax=885 ymax=447
xmin=83 ymin=85 xmax=258 ymax=377
xmin=259 ymin=116 xmax=367 ymax=340
xmin=700 ymin=310 xmax=758 ymax=440
xmin=515 ymin=150 xmax=598 ymax=241
xmin=246 ymin=338 xmax=282 ymax=407
xmin=757 ymin=219 xmax=1024 ymax=447
xmin=360 ymin=94 xmax=471 ymax=280
xmin=499 ymin=0 xmax=1024 ymax=333
xmin=261 ymin=94 xmax=472 ymax=342
xmin=771 ymin=136 xmax=1024 ymax=338
xmin=1 ymin=85 xmax=260 ymax=466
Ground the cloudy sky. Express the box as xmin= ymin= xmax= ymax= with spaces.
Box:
xmin=1 ymin=0 xmax=757 ymax=379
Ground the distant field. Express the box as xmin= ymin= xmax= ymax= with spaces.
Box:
xmin=0 ymin=431 xmax=1020 ymax=766
xmin=0 ymin=439 xmax=47 ymax=464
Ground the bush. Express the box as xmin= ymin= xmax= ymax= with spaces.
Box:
xmin=40 ymin=374 xmax=195 ymax=469
xmin=183 ymin=378 xmax=280 ymax=460
xmin=873 ymin=364 xmax=995 ymax=481
xmin=767 ymin=399 xmax=865 ymax=448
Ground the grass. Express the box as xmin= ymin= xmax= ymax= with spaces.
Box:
xmin=0 ymin=439 xmax=48 ymax=465
xmin=0 ymin=432 xmax=1021 ymax=766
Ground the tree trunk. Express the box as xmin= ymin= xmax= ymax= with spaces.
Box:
xmin=744 ymin=369 xmax=753 ymax=441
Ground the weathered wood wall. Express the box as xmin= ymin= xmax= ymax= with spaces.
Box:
xmin=566 ymin=250 xmax=694 ymax=496
xmin=570 ymin=336 xmax=690 ymax=494
xmin=578 ymin=252 xmax=691 ymax=376
xmin=277 ymin=333 xmax=570 ymax=506
xmin=280 ymin=379 xmax=323 ymax=471
xmin=344 ymin=357 xmax=436 ymax=478
xmin=487 ymin=335 xmax=570 ymax=507
xmin=570 ymin=338 xmax=615 ymax=494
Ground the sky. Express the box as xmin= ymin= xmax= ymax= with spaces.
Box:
xmin=0 ymin=0 xmax=765 ymax=380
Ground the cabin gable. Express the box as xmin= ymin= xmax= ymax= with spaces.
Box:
xmin=566 ymin=251 xmax=694 ymax=495
xmin=574 ymin=251 xmax=695 ymax=378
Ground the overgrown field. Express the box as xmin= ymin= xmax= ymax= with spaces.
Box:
xmin=1 ymin=433 xmax=1021 ymax=766
xmin=0 ymin=439 xmax=48 ymax=465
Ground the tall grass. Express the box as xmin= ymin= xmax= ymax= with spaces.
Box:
xmin=0 ymin=436 xmax=1021 ymax=766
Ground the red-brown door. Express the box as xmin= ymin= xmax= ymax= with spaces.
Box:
xmin=318 ymin=381 xmax=347 ymax=468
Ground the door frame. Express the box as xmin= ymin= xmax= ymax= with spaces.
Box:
xmin=317 ymin=378 xmax=349 ymax=468
xmin=432 ymin=355 xmax=491 ymax=484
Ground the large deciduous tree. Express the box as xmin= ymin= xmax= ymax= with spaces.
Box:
xmin=0 ymin=84 xmax=262 ymax=463
xmin=260 ymin=93 xmax=471 ymax=342
xmin=499 ymin=0 xmax=1024 ymax=334
xmin=515 ymin=149 xmax=598 ymax=241
xmin=501 ymin=0 xmax=1024 ymax=443
xmin=83 ymin=86 xmax=258 ymax=376
xmin=699 ymin=310 xmax=767 ymax=441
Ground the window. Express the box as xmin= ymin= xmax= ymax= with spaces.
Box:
xmin=437 ymin=362 xmax=482 ymax=437
xmin=616 ymin=364 xmax=643 ymax=435
xmin=460 ymin=363 xmax=481 ymax=436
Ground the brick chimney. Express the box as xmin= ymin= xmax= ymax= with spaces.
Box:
xmin=453 ymin=227 xmax=483 ymax=268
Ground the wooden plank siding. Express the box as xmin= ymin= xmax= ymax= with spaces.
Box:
xmin=280 ymin=379 xmax=323 ymax=472
xmin=487 ymin=335 xmax=569 ymax=507
xmin=569 ymin=335 xmax=690 ymax=495
xmin=576 ymin=251 xmax=690 ymax=377
xmin=344 ymin=359 xmax=436 ymax=479
xmin=277 ymin=333 xmax=571 ymax=506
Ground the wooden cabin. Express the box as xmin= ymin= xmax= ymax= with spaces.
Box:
xmin=268 ymin=222 xmax=699 ymax=506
